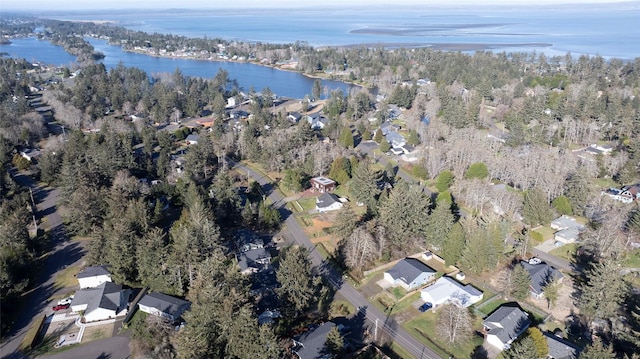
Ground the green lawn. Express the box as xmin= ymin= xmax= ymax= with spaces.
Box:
xmin=403 ymin=312 xmax=484 ymax=359
xmin=391 ymin=287 xmax=407 ymax=300
xmin=371 ymin=291 xmax=421 ymax=315
xmin=532 ymin=226 xmax=555 ymax=242
xmin=550 ymin=243 xmax=577 ymax=262
xmin=477 ymin=298 xmax=509 ymax=316
xmin=625 ymin=249 xmax=640 ymax=268
xmin=296 ymin=197 xmax=317 ymax=212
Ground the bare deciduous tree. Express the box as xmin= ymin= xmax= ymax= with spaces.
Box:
xmin=436 ymin=303 xmax=472 ymax=344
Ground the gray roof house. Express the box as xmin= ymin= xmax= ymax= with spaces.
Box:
xmin=483 ymin=305 xmax=530 ymax=351
xmin=70 ymin=282 xmax=129 ymax=322
xmin=550 ymin=215 xmax=585 ymax=244
xmin=77 ymin=265 xmax=112 ymax=289
xmin=138 ymin=292 xmax=191 ymax=322
xmin=185 ymin=133 xmax=200 ymax=145
xmin=383 ymin=258 xmax=436 ymax=291
xmin=385 ymin=131 xmax=406 ymax=148
xmin=520 ymin=260 xmax=564 ymax=299
xmin=545 ymin=332 xmax=580 ymax=359
xmin=315 ymin=193 xmax=343 ymax=213
xmin=293 ymin=322 xmax=337 ymax=359
xmin=237 ymin=247 xmax=271 ymax=274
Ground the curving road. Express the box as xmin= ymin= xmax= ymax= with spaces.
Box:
xmin=233 ymin=161 xmax=441 ymax=359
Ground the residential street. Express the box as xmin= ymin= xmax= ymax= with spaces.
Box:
xmin=0 ymin=171 xmax=120 ymax=359
xmin=233 ymin=161 xmax=441 ymax=359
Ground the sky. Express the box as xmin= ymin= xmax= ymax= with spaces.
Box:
xmin=1 ymin=0 xmax=635 ymax=11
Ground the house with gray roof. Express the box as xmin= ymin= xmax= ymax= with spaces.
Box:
xmin=315 ymin=193 xmax=343 ymax=213
xmin=420 ymin=276 xmax=483 ymax=308
xmin=385 ymin=131 xmax=406 ymax=148
xmin=138 ymin=292 xmax=191 ymax=322
xmin=237 ymin=247 xmax=271 ymax=274
xmin=293 ymin=322 xmax=337 ymax=359
xmin=545 ymin=332 xmax=580 ymax=359
xmin=550 ymin=215 xmax=585 ymax=244
xmin=70 ymin=281 xmax=129 ymax=322
xmin=520 ymin=260 xmax=564 ymax=299
xmin=185 ymin=133 xmax=200 ymax=145
xmin=77 ymin=265 xmax=112 ymax=289
xmin=482 ymin=305 xmax=530 ymax=351
xmin=384 ymin=258 xmax=436 ymax=291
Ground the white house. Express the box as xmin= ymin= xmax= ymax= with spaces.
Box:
xmin=482 ymin=305 xmax=530 ymax=351
xmin=420 ymin=276 xmax=483 ymax=308
xmin=138 ymin=292 xmax=191 ymax=322
xmin=70 ymin=282 xmax=128 ymax=322
xmin=315 ymin=193 xmax=343 ymax=212
xmin=77 ymin=265 xmax=112 ymax=289
xmin=383 ymin=258 xmax=436 ymax=291
xmin=550 ymin=215 xmax=585 ymax=244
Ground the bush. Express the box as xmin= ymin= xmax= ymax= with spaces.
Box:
xmin=464 ymin=162 xmax=489 ymax=180
xmin=552 ymin=195 xmax=573 ymax=215
xmin=435 ymin=170 xmax=454 ymax=192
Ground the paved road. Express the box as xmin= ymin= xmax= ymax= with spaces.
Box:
xmin=36 ymin=335 xmax=130 ymax=359
xmin=0 ymin=171 xmax=103 ymax=359
xmin=234 ymin=161 xmax=440 ymax=359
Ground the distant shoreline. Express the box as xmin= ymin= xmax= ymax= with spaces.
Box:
xmin=332 ymin=42 xmax=553 ymax=51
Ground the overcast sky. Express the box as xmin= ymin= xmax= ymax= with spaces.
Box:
xmin=2 ymin=0 xmax=634 ymax=11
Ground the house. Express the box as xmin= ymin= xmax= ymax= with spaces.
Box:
xmin=138 ymin=292 xmax=191 ymax=322
xmin=237 ymin=247 xmax=271 ymax=274
xmin=226 ymin=97 xmax=237 ymax=108
xmin=383 ymin=258 xmax=436 ymax=291
xmin=306 ymin=112 xmax=328 ymax=130
xmin=315 ymin=193 xmax=343 ymax=213
xmin=293 ymin=322 xmax=337 ymax=359
xmin=310 ymin=176 xmax=337 ymax=193
xmin=482 ymin=305 xmax=530 ymax=351
xmin=77 ymin=265 xmax=112 ymax=289
xmin=550 ymin=215 xmax=585 ymax=244
xmin=544 ymin=332 xmax=580 ymax=359
xmin=185 ymin=133 xmax=200 ymax=145
xmin=288 ymin=111 xmax=302 ymax=123
xmin=70 ymin=281 xmax=129 ymax=322
xmin=520 ymin=260 xmax=564 ymax=299
xmin=420 ymin=276 xmax=483 ymax=308
xmin=385 ymin=131 xmax=406 ymax=148
xmin=19 ymin=148 xmax=41 ymax=162
xmin=619 ymin=184 xmax=640 ymax=202
xmin=379 ymin=121 xmax=399 ymax=136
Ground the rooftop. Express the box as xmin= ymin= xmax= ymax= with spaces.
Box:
xmin=77 ymin=265 xmax=111 ymax=279
xmin=311 ymin=176 xmax=336 ymax=186
xmin=483 ymin=305 xmax=530 ymax=346
xmin=316 ymin=193 xmax=341 ymax=208
xmin=138 ymin=292 xmax=190 ymax=317
xmin=386 ymin=258 xmax=436 ymax=285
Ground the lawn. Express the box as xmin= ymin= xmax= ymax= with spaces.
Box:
xmin=625 ymin=249 xmax=640 ymax=268
xmin=371 ymin=291 xmax=421 ymax=315
xmin=53 ymin=264 xmax=82 ymax=291
xmin=329 ymin=300 xmax=355 ymax=318
xmin=531 ymin=226 xmax=555 ymax=242
xmin=550 ymin=243 xmax=577 ymax=262
xmin=296 ymin=197 xmax=317 ymax=212
xmin=477 ymin=298 xmax=509 ymax=317
xmin=403 ymin=312 xmax=484 ymax=359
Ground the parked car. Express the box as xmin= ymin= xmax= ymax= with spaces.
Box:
xmin=52 ymin=303 xmax=70 ymax=311
xmin=57 ymin=295 xmax=74 ymax=306
xmin=418 ymin=302 xmax=433 ymax=312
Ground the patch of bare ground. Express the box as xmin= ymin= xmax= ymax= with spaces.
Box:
xmin=82 ymin=323 xmax=114 ymax=342
xmin=530 ymin=277 xmax=576 ymax=321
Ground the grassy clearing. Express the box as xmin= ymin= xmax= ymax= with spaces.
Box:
xmin=532 ymin=226 xmax=555 ymax=241
xmin=625 ymin=249 xmax=640 ymax=267
xmin=403 ymin=313 xmax=484 ymax=359
xmin=83 ymin=325 xmax=112 ymax=342
xmin=391 ymin=287 xmax=407 ymax=300
xmin=550 ymin=243 xmax=577 ymax=262
xmin=53 ymin=264 xmax=81 ymax=290
xmin=297 ymin=197 xmax=317 ymax=212
xmin=477 ymin=298 xmax=509 ymax=316
xmin=329 ymin=300 xmax=355 ymax=318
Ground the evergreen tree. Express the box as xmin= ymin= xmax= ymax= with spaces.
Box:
xmin=325 ymin=326 xmax=344 ymax=356
xmin=332 ymin=205 xmax=359 ymax=241
xmin=276 ymin=246 xmax=321 ymax=318
xmin=378 ymin=182 xmax=431 ymax=249
xmin=338 ymin=127 xmax=355 ymax=148
xmin=511 ymin=264 xmax=532 ymax=301
xmin=552 ymin=195 xmax=573 ymax=216
xmin=435 ymin=170 xmax=454 ymax=192
xmin=373 ymin=128 xmax=383 ymax=143
xmin=503 ymin=336 xmax=538 ymax=359
xmin=424 ymin=201 xmax=454 ymax=249
xmin=464 ymin=162 xmax=489 ymax=180
xmin=564 ymin=170 xmax=591 ymax=216
xmin=137 ymin=228 xmax=173 ymax=294
xmin=379 ymin=138 xmax=391 ymax=153
xmin=328 ymin=157 xmax=351 ymax=185
xmin=522 ymin=187 xmax=552 ymax=226
xmin=543 ymin=279 xmax=560 ymax=309
xmin=579 ymin=337 xmax=616 ymax=359
xmin=578 ymin=259 xmax=626 ymax=323
xmin=349 ymin=161 xmax=381 ymax=211
xmin=442 ymin=222 xmax=465 ymax=266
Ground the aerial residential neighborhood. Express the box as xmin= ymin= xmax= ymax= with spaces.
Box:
xmin=1 ymin=4 xmax=640 ymax=359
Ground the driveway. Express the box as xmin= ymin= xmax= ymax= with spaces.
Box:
xmin=36 ymin=335 xmax=130 ymax=359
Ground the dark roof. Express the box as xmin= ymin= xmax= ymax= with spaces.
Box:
xmin=138 ymin=292 xmax=190 ymax=317
xmin=71 ymin=281 xmax=123 ymax=313
xmin=186 ymin=133 xmax=200 ymax=142
xmin=316 ymin=193 xmax=340 ymax=208
xmin=77 ymin=265 xmax=111 ymax=279
xmin=520 ymin=261 xmax=564 ymax=295
xmin=238 ymin=247 xmax=271 ymax=272
xmin=386 ymin=258 xmax=436 ymax=285
xmin=294 ymin=322 xmax=336 ymax=359
xmin=483 ymin=305 xmax=530 ymax=346
xmin=544 ymin=332 xmax=580 ymax=359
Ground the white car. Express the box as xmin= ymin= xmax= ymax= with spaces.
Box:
xmin=57 ymin=295 xmax=74 ymax=306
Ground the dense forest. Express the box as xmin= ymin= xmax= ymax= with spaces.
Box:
xmin=1 ymin=16 xmax=640 ymax=359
